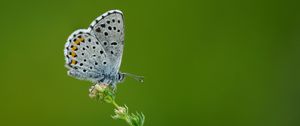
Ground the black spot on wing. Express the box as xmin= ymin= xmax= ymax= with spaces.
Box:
xmin=96 ymin=27 xmax=101 ymax=32
xmin=111 ymin=42 xmax=117 ymax=45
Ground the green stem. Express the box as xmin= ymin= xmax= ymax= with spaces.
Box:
xmin=112 ymin=100 xmax=120 ymax=108
xmin=124 ymin=116 xmax=133 ymax=126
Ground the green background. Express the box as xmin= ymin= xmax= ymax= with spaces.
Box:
xmin=0 ymin=0 xmax=299 ymax=126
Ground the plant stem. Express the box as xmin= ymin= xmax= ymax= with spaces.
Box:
xmin=112 ymin=100 xmax=119 ymax=108
xmin=89 ymin=84 xmax=144 ymax=126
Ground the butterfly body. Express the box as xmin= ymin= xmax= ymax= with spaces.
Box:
xmin=64 ymin=10 xmax=129 ymax=86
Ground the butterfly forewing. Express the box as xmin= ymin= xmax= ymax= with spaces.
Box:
xmin=88 ymin=10 xmax=124 ymax=74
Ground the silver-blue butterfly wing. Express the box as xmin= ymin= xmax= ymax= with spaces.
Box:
xmin=64 ymin=10 xmax=124 ymax=84
xmin=64 ymin=29 xmax=111 ymax=83
xmin=88 ymin=10 xmax=124 ymax=76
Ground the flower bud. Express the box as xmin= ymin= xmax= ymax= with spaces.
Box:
xmin=95 ymin=84 xmax=108 ymax=92
xmin=115 ymin=106 xmax=126 ymax=115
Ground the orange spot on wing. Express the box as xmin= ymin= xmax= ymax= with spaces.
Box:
xmin=71 ymin=52 xmax=77 ymax=57
xmin=71 ymin=60 xmax=77 ymax=65
xmin=74 ymin=38 xmax=84 ymax=45
xmin=72 ymin=46 xmax=77 ymax=51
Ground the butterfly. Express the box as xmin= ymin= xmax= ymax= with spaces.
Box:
xmin=64 ymin=10 xmax=143 ymax=86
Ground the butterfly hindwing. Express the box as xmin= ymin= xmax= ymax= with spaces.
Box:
xmin=64 ymin=29 xmax=110 ymax=82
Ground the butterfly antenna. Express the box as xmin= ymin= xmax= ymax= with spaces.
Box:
xmin=124 ymin=73 xmax=144 ymax=83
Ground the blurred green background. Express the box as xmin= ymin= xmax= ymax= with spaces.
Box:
xmin=0 ymin=0 xmax=299 ymax=126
